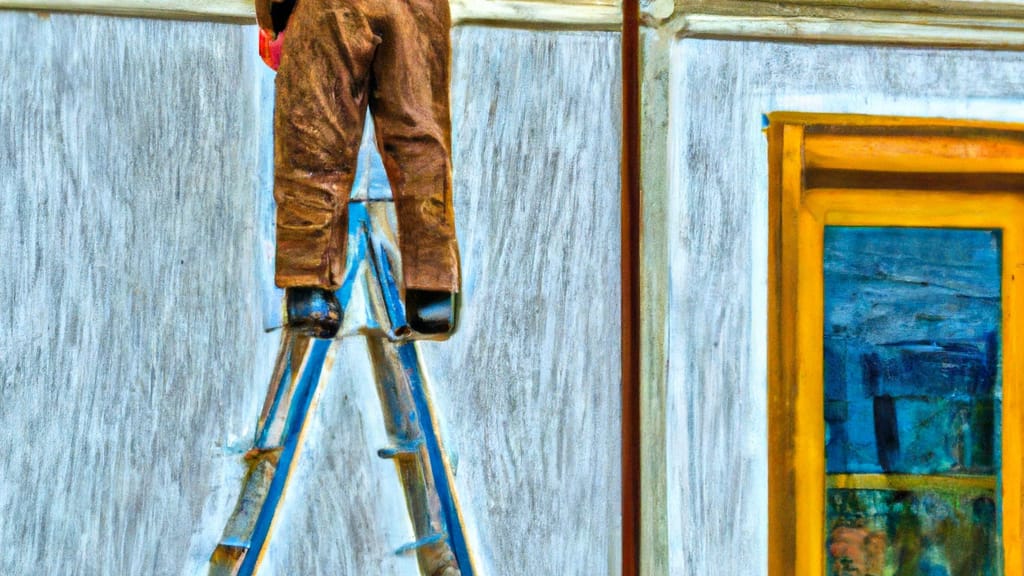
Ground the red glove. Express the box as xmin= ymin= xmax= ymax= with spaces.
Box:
xmin=259 ymin=28 xmax=285 ymax=71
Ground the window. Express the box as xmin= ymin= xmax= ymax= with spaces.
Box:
xmin=767 ymin=113 xmax=1024 ymax=576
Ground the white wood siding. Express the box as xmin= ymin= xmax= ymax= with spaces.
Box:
xmin=0 ymin=13 xmax=623 ymax=575
xmin=659 ymin=38 xmax=1024 ymax=575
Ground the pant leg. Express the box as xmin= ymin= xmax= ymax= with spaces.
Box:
xmin=274 ymin=0 xmax=379 ymax=289
xmin=368 ymin=0 xmax=460 ymax=293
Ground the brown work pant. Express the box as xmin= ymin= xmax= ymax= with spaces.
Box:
xmin=272 ymin=0 xmax=460 ymax=292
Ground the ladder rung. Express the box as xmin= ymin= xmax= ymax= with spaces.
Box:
xmin=377 ymin=438 xmax=425 ymax=459
xmin=394 ymin=532 xmax=446 ymax=555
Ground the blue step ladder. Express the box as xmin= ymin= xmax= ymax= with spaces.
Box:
xmin=209 ymin=201 xmax=475 ymax=576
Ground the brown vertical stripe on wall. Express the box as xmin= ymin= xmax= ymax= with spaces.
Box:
xmin=622 ymin=1 xmax=641 ymax=575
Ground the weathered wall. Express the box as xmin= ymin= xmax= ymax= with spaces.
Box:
xmin=430 ymin=27 xmax=623 ymax=576
xmin=0 ymin=11 xmax=622 ymax=576
xmin=663 ymin=38 xmax=1024 ymax=575
xmin=0 ymin=12 xmax=279 ymax=575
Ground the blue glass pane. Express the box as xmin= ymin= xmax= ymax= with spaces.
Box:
xmin=823 ymin=227 xmax=1002 ymax=476
xmin=827 ymin=489 xmax=999 ymax=576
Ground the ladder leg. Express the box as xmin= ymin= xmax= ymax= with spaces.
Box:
xmin=209 ymin=331 xmax=333 ymax=576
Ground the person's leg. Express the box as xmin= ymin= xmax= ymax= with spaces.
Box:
xmin=274 ymin=0 xmax=379 ymax=336
xmin=368 ymin=0 xmax=460 ymax=336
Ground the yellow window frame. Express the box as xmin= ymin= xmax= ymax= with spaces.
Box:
xmin=767 ymin=112 xmax=1024 ymax=576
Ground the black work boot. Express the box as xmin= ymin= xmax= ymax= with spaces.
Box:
xmin=405 ymin=289 xmax=458 ymax=339
xmin=285 ymin=287 xmax=341 ymax=339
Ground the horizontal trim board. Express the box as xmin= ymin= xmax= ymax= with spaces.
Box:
xmin=0 ymin=0 xmax=252 ymax=21
xmin=675 ymin=14 xmax=1024 ymax=50
xmin=0 ymin=0 xmax=623 ymax=27
xmin=804 ymin=132 xmax=1024 ymax=173
xmin=10 ymin=0 xmax=1024 ymax=42
xmin=645 ymin=1 xmax=1024 ymax=49
xmin=770 ymin=111 xmax=1024 ymax=131
xmin=450 ymin=0 xmax=621 ymax=29
xmin=681 ymin=0 xmax=1024 ymax=19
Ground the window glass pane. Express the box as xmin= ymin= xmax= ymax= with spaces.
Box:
xmin=823 ymin=226 xmax=1003 ymax=576
xmin=823 ymin=227 xmax=1002 ymax=476
xmin=827 ymin=488 xmax=999 ymax=576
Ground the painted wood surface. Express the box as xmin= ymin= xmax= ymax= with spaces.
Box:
xmin=679 ymin=0 xmax=1024 ymax=16
xmin=661 ymin=38 xmax=1024 ymax=576
xmin=764 ymin=116 xmax=1024 ymax=575
xmin=0 ymin=13 xmax=283 ymax=575
xmin=638 ymin=24 xmax=670 ymax=576
xmin=0 ymin=0 xmax=623 ymax=28
xmin=424 ymin=26 xmax=624 ymax=576
xmin=803 ymin=132 xmax=1024 ymax=173
xmin=0 ymin=11 xmax=622 ymax=575
xmin=642 ymin=1 xmax=1024 ymax=50
xmin=17 ymin=0 xmax=1024 ymax=47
